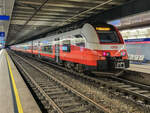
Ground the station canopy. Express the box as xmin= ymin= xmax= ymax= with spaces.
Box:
xmin=7 ymin=0 xmax=132 ymax=45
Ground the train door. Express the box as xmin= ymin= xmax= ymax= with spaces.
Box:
xmin=55 ymin=38 xmax=60 ymax=63
xmin=38 ymin=41 xmax=41 ymax=57
xmin=31 ymin=41 xmax=33 ymax=54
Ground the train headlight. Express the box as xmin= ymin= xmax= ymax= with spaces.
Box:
xmin=102 ymin=52 xmax=110 ymax=56
xmin=121 ymin=51 xmax=126 ymax=56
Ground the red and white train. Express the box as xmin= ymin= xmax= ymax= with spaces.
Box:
xmin=11 ymin=23 xmax=129 ymax=72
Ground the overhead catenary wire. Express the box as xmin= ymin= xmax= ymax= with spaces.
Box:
xmin=23 ymin=0 xmax=49 ymax=27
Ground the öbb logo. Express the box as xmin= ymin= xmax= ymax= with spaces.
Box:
xmin=111 ymin=46 xmax=118 ymax=49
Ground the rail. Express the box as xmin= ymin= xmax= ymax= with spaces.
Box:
xmin=10 ymin=51 xmax=111 ymax=113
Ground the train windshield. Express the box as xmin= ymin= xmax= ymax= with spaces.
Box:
xmin=97 ymin=31 xmax=121 ymax=43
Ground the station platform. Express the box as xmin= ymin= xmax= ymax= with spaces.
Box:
xmin=128 ymin=64 xmax=150 ymax=74
xmin=0 ymin=49 xmax=41 ymax=113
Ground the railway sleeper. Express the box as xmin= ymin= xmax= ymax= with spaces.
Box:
xmin=143 ymin=93 xmax=150 ymax=97
xmin=50 ymin=94 xmax=71 ymax=99
xmin=47 ymin=91 xmax=68 ymax=95
xmin=123 ymin=87 xmax=139 ymax=90
xmin=42 ymin=86 xmax=60 ymax=89
xmin=117 ymin=84 xmax=132 ymax=88
xmin=43 ymin=88 xmax=62 ymax=92
xmin=55 ymin=100 xmax=72 ymax=106
xmin=134 ymin=90 xmax=149 ymax=94
xmin=59 ymin=102 xmax=83 ymax=108
xmin=123 ymin=89 xmax=150 ymax=104
xmin=63 ymin=106 xmax=88 ymax=113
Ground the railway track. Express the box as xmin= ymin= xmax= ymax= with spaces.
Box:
xmin=98 ymin=75 xmax=150 ymax=104
xmin=9 ymin=51 xmax=150 ymax=112
xmin=9 ymin=51 xmax=110 ymax=113
xmin=10 ymin=51 xmax=150 ymax=107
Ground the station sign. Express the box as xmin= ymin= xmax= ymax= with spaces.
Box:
xmin=0 ymin=15 xmax=10 ymax=21
xmin=0 ymin=32 xmax=5 ymax=48
xmin=0 ymin=32 xmax=5 ymax=37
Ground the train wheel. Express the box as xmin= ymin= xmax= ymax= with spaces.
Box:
xmin=75 ymin=64 xmax=84 ymax=73
xmin=64 ymin=61 xmax=69 ymax=68
xmin=64 ymin=62 xmax=68 ymax=68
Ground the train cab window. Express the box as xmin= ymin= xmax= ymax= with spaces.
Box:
xmin=97 ymin=31 xmax=121 ymax=43
xmin=74 ymin=34 xmax=82 ymax=38
xmin=74 ymin=34 xmax=85 ymax=47
xmin=62 ymin=40 xmax=71 ymax=52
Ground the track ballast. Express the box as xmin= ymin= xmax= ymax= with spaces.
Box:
xmin=9 ymin=50 xmax=150 ymax=112
xmin=10 ymin=51 xmax=110 ymax=113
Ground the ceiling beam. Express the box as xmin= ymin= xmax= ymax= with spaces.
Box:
xmin=11 ymin=17 xmax=71 ymax=22
xmin=11 ymin=20 xmax=60 ymax=26
xmin=16 ymin=0 xmax=125 ymax=8
xmin=11 ymin=15 xmax=82 ymax=23
xmin=13 ymin=7 xmax=82 ymax=14
xmin=12 ymin=11 xmax=77 ymax=16
xmin=12 ymin=14 xmax=75 ymax=18
xmin=16 ymin=0 xmax=99 ymax=9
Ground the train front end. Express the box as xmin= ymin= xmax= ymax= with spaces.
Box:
xmin=82 ymin=24 xmax=129 ymax=71
xmin=96 ymin=25 xmax=129 ymax=70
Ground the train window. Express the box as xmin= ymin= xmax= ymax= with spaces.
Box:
xmin=97 ymin=31 xmax=121 ymax=43
xmin=62 ymin=40 xmax=71 ymax=52
xmin=28 ymin=46 xmax=32 ymax=50
xmin=42 ymin=45 xmax=53 ymax=53
xmin=42 ymin=46 xmax=46 ymax=51
xmin=74 ymin=34 xmax=85 ymax=47
xmin=76 ymin=42 xmax=85 ymax=47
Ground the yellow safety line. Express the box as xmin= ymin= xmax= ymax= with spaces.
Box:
xmin=6 ymin=54 xmax=24 ymax=113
